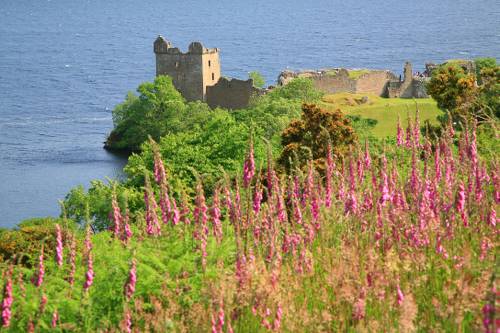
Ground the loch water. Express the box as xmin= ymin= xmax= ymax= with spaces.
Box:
xmin=0 ymin=0 xmax=499 ymax=227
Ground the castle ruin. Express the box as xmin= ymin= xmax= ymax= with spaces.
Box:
xmin=154 ymin=36 xmax=258 ymax=109
xmin=154 ymin=36 xmax=221 ymax=102
xmin=154 ymin=36 xmax=438 ymax=109
xmin=277 ymin=62 xmax=429 ymax=98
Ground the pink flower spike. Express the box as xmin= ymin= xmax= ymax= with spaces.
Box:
xmin=396 ymin=116 xmax=403 ymax=146
xmin=83 ymin=252 xmax=94 ymax=292
xmin=55 ymin=224 xmax=63 ymax=266
xmin=1 ymin=269 xmax=13 ymax=328
xmin=124 ymin=259 xmax=137 ymax=300
xmin=51 ymin=310 xmax=59 ymax=328
xmin=243 ymin=139 xmax=255 ymax=188
xmin=111 ymin=193 xmax=122 ymax=237
xmin=34 ymin=246 xmax=45 ymax=288
xmin=488 ymin=206 xmax=497 ymax=227
xmin=397 ymin=284 xmax=404 ymax=306
xmin=123 ymin=310 xmax=132 ymax=333
xmin=153 ymin=149 xmax=166 ymax=185
xmin=364 ymin=140 xmax=371 ymax=169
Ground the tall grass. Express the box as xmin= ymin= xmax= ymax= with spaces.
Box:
xmin=0 ymin=117 xmax=497 ymax=332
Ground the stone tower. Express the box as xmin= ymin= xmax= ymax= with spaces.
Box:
xmin=154 ymin=36 xmax=221 ymax=102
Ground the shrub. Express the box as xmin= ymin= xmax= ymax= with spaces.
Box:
xmin=279 ymin=103 xmax=356 ymax=171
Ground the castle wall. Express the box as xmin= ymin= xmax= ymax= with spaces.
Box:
xmin=310 ymin=70 xmax=355 ymax=94
xmin=411 ymin=79 xmax=429 ymax=98
xmin=355 ymin=71 xmax=397 ymax=97
xmin=278 ymin=69 xmax=398 ymax=97
xmin=206 ymin=78 xmax=258 ymax=110
xmin=154 ymin=37 xmax=221 ymax=102
xmin=202 ymin=52 xmax=221 ymax=99
xmin=156 ymin=52 xmax=203 ymax=101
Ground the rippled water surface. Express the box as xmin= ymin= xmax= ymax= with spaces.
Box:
xmin=0 ymin=0 xmax=499 ymax=226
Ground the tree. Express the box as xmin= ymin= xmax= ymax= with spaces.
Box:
xmin=427 ymin=61 xmax=499 ymax=127
xmin=106 ymin=76 xmax=186 ymax=152
xmin=426 ymin=64 xmax=477 ymax=126
xmin=249 ymin=71 xmax=265 ymax=88
xmin=475 ymin=58 xmax=497 ymax=84
xmin=124 ymin=110 xmax=266 ymax=191
xmin=279 ymin=103 xmax=356 ymax=171
xmin=267 ymin=78 xmax=323 ymax=103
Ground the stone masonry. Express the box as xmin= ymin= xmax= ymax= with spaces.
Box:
xmin=154 ymin=36 xmax=221 ymax=102
xmin=154 ymin=36 xmax=257 ymax=109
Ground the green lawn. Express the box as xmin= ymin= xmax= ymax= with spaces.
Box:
xmin=321 ymin=93 xmax=442 ymax=138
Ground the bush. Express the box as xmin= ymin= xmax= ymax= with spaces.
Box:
xmin=279 ymin=103 xmax=356 ymax=171
xmin=0 ymin=217 xmax=75 ymax=265
xmin=105 ymin=76 xmax=186 ymax=152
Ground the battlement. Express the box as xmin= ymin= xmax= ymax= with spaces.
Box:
xmin=154 ymin=36 xmax=221 ymax=101
xmin=154 ymin=36 xmax=219 ymax=55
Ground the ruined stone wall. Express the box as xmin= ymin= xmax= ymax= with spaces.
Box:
xmin=310 ymin=69 xmax=355 ymax=94
xmin=355 ymin=71 xmax=397 ymax=97
xmin=278 ymin=68 xmax=400 ymax=97
xmin=206 ymin=78 xmax=258 ymax=110
xmin=156 ymin=51 xmax=203 ymax=101
xmin=201 ymin=52 xmax=221 ymax=98
xmin=154 ymin=36 xmax=220 ymax=102
xmin=411 ymin=79 xmax=429 ymax=98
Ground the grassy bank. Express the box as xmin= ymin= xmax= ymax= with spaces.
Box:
xmin=321 ymin=93 xmax=442 ymax=138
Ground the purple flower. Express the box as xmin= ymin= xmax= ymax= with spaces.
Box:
xmin=243 ymin=140 xmax=255 ymax=188
xmin=55 ymin=224 xmax=63 ymax=266
xmin=34 ymin=246 xmax=45 ymax=288
xmin=83 ymin=252 xmax=94 ymax=292
xmin=124 ymin=259 xmax=137 ymax=300
xmin=1 ymin=271 xmax=13 ymax=327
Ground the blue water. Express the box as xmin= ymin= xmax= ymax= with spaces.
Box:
xmin=0 ymin=0 xmax=499 ymax=227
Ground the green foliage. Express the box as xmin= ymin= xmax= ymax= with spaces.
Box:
xmin=427 ymin=63 xmax=477 ymax=115
xmin=474 ymin=57 xmax=497 ymax=83
xmin=267 ymin=77 xmax=323 ymax=103
xmin=279 ymin=103 xmax=356 ymax=171
xmin=63 ymin=181 xmax=143 ymax=230
xmin=106 ymin=76 xmax=186 ymax=151
xmin=125 ymin=110 xmax=266 ymax=191
xmin=427 ymin=60 xmax=499 ymax=127
xmin=248 ymin=71 xmax=265 ymax=88
xmin=476 ymin=65 xmax=500 ymax=119
xmin=0 ymin=217 xmax=75 ymax=265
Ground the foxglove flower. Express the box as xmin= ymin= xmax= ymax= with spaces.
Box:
xmin=171 ymin=197 xmax=180 ymax=225
xmin=111 ymin=193 xmax=122 ymax=237
xmin=51 ymin=310 xmax=59 ymax=328
xmin=124 ymin=259 xmax=137 ymax=300
xmin=55 ymin=224 xmax=63 ymax=266
xmin=397 ymin=284 xmax=404 ymax=306
xmin=325 ymin=144 xmax=334 ymax=208
xmin=210 ymin=188 xmax=223 ymax=242
xmin=253 ymin=182 xmax=263 ymax=215
xmin=488 ymin=206 xmax=497 ymax=227
xmin=243 ymin=139 xmax=255 ymax=188
xmin=364 ymin=140 xmax=371 ymax=169
xmin=83 ymin=252 xmax=94 ymax=291
xmin=153 ymin=149 xmax=166 ymax=185
xmin=123 ymin=310 xmax=132 ymax=333
xmin=34 ymin=246 xmax=45 ymax=287
xmin=1 ymin=271 xmax=13 ymax=328
xmin=396 ymin=117 xmax=403 ymax=146
xmin=273 ymin=304 xmax=283 ymax=330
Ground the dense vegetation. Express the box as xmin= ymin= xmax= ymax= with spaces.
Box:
xmin=427 ymin=57 xmax=499 ymax=126
xmin=1 ymin=57 xmax=498 ymax=332
xmin=0 ymin=121 xmax=497 ymax=332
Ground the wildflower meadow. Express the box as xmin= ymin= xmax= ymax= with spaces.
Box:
xmin=0 ymin=115 xmax=498 ymax=332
